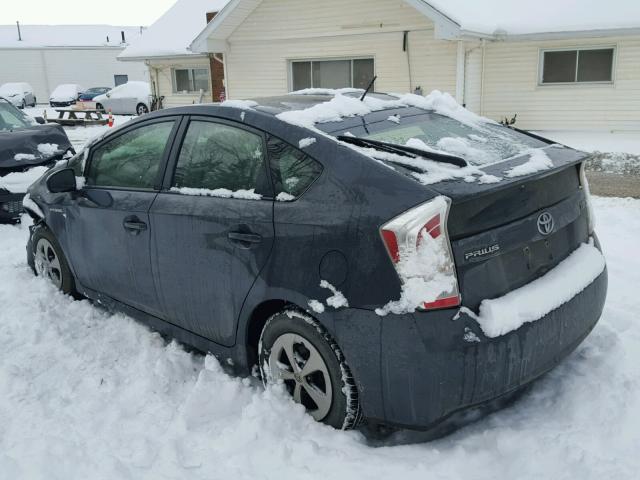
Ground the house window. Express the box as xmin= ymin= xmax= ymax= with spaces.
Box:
xmin=172 ymin=67 xmax=210 ymax=93
xmin=114 ymin=75 xmax=128 ymax=86
xmin=290 ymin=58 xmax=374 ymax=91
xmin=541 ymin=48 xmax=614 ymax=84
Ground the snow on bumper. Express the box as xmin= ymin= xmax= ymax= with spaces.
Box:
xmin=457 ymin=241 xmax=606 ymax=338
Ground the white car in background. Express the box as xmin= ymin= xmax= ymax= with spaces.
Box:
xmin=93 ymin=81 xmax=152 ymax=115
xmin=0 ymin=83 xmax=36 ymax=109
xmin=49 ymin=84 xmax=85 ymax=107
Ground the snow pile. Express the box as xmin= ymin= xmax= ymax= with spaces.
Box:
xmin=387 ymin=115 xmax=401 ymax=124
xmin=376 ymin=197 xmax=457 ymax=316
xmin=436 ymin=137 xmax=493 ymax=164
xmin=307 ymin=281 xmax=349 ymax=313
xmin=221 ymin=99 xmax=258 ymax=110
xmin=320 ymin=280 xmax=349 ymax=309
xmin=170 ymin=187 xmax=262 ymax=200
xmin=0 ymin=198 xmax=639 ymax=478
xmin=37 ymin=143 xmax=59 ymax=156
xmin=457 ymin=242 xmax=606 ymax=338
xmin=504 ymin=148 xmax=553 ymax=178
xmin=298 ymin=137 xmax=316 ymax=149
xmin=275 ymin=192 xmax=295 ymax=202
xmin=13 ymin=153 xmax=36 ymax=161
xmin=0 ymin=166 xmax=48 ymax=193
xmin=291 ymin=88 xmax=364 ymax=96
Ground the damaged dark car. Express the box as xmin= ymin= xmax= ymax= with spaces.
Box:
xmin=0 ymin=97 xmax=74 ymax=222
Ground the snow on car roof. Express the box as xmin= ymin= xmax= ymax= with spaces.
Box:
xmin=0 ymin=24 xmax=144 ymax=49
xmin=119 ymin=0 xmax=229 ymax=59
xmin=426 ymin=0 xmax=640 ymax=35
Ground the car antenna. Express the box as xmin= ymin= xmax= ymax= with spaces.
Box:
xmin=360 ymin=75 xmax=378 ymax=102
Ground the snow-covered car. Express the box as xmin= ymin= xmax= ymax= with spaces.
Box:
xmin=49 ymin=84 xmax=85 ymax=107
xmin=0 ymin=98 xmax=74 ymax=222
xmin=93 ymin=81 xmax=151 ymax=115
xmin=0 ymin=82 xmax=36 ymax=109
xmin=23 ymin=91 xmax=607 ymax=432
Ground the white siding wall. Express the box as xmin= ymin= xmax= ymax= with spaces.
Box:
xmin=0 ymin=48 xmax=147 ymax=102
xmin=148 ymin=57 xmax=212 ymax=108
xmin=478 ymin=35 xmax=640 ymax=131
xmin=224 ymin=0 xmax=457 ymax=99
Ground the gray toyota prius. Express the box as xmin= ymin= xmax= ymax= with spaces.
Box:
xmin=23 ymin=91 xmax=607 ymax=432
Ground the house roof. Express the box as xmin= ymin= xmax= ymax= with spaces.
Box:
xmin=190 ymin=0 xmax=640 ymax=53
xmin=119 ymin=0 xmax=229 ymax=60
xmin=0 ymin=25 xmax=144 ymax=49
xmin=427 ymin=0 xmax=640 ymax=37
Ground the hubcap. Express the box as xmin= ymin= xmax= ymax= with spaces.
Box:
xmin=267 ymin=333 xmax=333 ymax=421
xmin=34 ymin=238 xmax=63 ymax=289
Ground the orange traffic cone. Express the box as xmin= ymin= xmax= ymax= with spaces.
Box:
xmin=107 ymin=109 xmax=114 ymax=128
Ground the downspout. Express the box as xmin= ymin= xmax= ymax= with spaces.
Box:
xmin=455 ymin=40 xmax=465 ymax=106
xmin=480 ymin=39 xmax=486 ymax=116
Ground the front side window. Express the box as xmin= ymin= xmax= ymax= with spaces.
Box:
xmin=172 ymin=68 xmax=210 ymax=93
xmin=267 ymin=136 xmax=323 ymax=200
xmin=541 ymin=48 xmax=614 ymax=84
xmin=0 ymin=100 xmax=31 ymax=130
xmin=173 ymin=121 xmax=266 ymax=195
xmin=86 ymin=121 xmax=174 ymax=188
xmin=291 ymin=58 xmax=374 ymax=91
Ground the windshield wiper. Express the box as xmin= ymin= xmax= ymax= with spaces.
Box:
xmin=336 ymin=135 xmax=467 ymax=167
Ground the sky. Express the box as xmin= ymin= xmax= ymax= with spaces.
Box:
xmin=2 ymin=0 xmax=178 ymax=26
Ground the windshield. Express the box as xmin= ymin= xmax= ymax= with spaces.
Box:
xmin=323 ymin=110 xmax=548 ymax=166
xmin=0 ymin=100 xmax=31 ymax=130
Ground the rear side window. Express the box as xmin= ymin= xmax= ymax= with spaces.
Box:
xmin=267 ymin=136 xmax=322 ymax=200
xmin=86 ymin=121 xmax=174 ymax=188
xmin=173 ymin=120 xmax=266 ymax=194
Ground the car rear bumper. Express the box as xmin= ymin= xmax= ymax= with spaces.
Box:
xmin=50 ymin=101 xmax=75 ymax=107
xmin=332 ymin=241 xmax=608 ymax=430
xmin=0 ymin=191 xmax=25 ymax=222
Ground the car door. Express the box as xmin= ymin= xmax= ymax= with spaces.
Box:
xmin=148 ymin=116 xmax=274 ymax=346
xmin=65 ymin=117 xmax=180 ymax=316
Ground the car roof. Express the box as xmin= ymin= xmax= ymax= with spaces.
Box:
xmin=248 ymin=91 xmax=401 ymax=116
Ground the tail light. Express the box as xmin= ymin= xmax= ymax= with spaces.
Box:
xmin=380 ymin=196 xmax=461 ymax=311
xmin=579 ymin=162 xmax=595 ymax=234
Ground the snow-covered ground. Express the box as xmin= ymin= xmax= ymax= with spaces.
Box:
xmin=534 ymin=131 xmax=640 ymax=156
xmin=0 ymin=196 xmax=639 ymax=479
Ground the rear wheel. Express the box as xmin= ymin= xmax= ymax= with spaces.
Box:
xmin=31 ymin=224 xmax=76 ymax=295
xmin=136 ymin=103 xmax=149 ymax=115
xmin=259 ymin=310 xmax=362 ymax=429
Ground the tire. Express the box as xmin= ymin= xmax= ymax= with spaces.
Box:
xmin=136 ymin=103 xmax=149 ymax=115
xmin=20 ymin=99 xmax=26 ymax=109
xmin=30 ymin=224 xmax=77 ymax=296
xmin=95 ymin=103 xmax=104 ymax=111
xmin=32 ymin=97 xmax=37 ymax=107
xmin=259 ymin=309 xmax=362 ymax=430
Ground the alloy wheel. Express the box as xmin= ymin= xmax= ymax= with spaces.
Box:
xmin=267 ymin=332 xmax=333 ymax=420
xmin=34 ymin=238 xmax=63 ymax=289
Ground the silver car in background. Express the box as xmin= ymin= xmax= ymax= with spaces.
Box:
xmin=0 ymin=83 xmax=36 ymax=109
xmin=93 ymin=81 xmax=151 ymax=115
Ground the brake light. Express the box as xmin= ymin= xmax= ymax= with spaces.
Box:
xmin=579 ymin=162 xmax=595 ymax=234
xmin=380 ymin=196 xmax=461 ymax=312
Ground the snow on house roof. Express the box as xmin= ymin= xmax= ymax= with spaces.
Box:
xmin=119 ymin=0 xmax=229 ymax=60
xmin=425 ymin=0 xmax=640 ymax=36
xmin=0 ymin=25 xmax=144 ymax=49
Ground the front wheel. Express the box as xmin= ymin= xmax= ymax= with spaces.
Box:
xmin=136 ymin=103 xmax=149 ymax=115
xmin=259 ymin=310 xmax=362 ymax=429
xmin=30 ymin=224 xmax=77 ymax=295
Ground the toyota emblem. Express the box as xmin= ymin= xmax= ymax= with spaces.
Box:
xmin=537 ymin=212 xmax=555 ymax=235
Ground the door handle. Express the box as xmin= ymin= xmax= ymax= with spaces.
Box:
xmin=123 ymin=217 xmax=147 ymax=234
xmin=227 ymin=231 xmax=262 ymax=246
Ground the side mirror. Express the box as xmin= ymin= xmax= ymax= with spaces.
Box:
xmin=34 ymin=116 xmax=45 ymax=124
xmin=47 ymin=168 xmax=77 ymax=193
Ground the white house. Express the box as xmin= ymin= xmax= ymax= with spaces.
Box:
xmin=189 ymin=0 xmax=640 ymax=133
xmin=0 ymin=24 xmax=148 ymax=102
xmin=118 ymin=0 xmax=229 ymax=108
